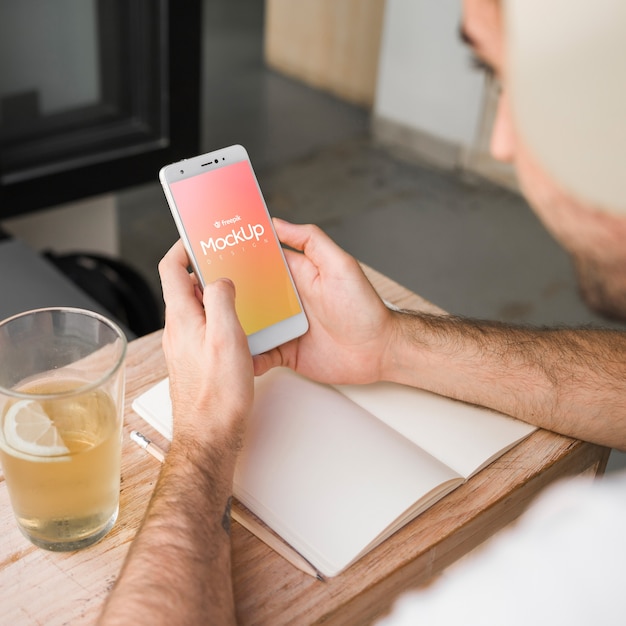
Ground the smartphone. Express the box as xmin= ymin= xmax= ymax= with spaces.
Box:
xmin=159 ymin=145 xmax=308 ymax=355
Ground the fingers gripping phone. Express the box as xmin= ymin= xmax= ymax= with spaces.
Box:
xmin=159 ymin=144 xmax=309 ymax=355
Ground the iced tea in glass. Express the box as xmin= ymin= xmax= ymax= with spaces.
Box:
xmin=0 ymin=307 xmax=126 ymax=551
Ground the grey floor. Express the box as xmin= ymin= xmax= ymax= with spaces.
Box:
xmin=117 ymin=0 xmax=626 ymax=471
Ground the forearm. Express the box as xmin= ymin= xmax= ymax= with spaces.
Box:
xmin=385 ymin=311 xmax=626 ymax=449
xmin=98 ymin=441 xmax=238 ymax=626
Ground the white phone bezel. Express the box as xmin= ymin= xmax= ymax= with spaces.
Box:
xmin=159 ymin=144 xmax=308 ymax=355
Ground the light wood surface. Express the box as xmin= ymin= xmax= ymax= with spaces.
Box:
xmin=264 ymin=0 xmax=385 ymax=108
xmin=0 ymin=265 xmax=609 ymax=625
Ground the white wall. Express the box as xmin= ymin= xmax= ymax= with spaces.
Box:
xmin=2 ymin=195 xmax=120 ymax=257
xmin=374 ymin=0 xmax=486 ymax=161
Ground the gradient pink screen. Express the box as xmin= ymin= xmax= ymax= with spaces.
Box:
xmin=170 ymin=160 xmax=301 ymax=335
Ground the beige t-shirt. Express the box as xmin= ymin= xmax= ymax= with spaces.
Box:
xmin=378 ymin=470 xmax=626 ymax=625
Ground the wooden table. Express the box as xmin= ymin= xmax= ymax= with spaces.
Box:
xmin=0 ymin=266 xmax=610 ymax=625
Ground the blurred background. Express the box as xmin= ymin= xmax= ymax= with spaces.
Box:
xmin=1 ymin=0 xmax=624 ymax=468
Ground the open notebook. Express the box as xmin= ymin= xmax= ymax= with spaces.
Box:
xmin=132 ymin=367 xmax=535 ymax=578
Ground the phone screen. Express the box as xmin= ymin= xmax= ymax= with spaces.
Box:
xmin=167 ymin=159 xmax=303 ymax=336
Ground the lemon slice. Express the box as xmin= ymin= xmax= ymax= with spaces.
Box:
xmin=3 ymin=399 xmax=70 ymax=456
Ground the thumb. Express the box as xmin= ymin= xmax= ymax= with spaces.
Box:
xmin=273 ymin=219 xmax=354 ymax=274
xmin=202 ymin=278 xmax=243 ymax=334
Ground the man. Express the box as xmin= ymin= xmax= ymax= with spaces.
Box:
xmin=98 ymin=0 xmax=626 ymax=624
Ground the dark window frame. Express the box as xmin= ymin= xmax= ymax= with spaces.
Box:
xmin=0 ymin=0 xmax=201 ymax=218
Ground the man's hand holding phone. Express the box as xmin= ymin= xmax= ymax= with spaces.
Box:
xmin=159 ymin=240 xmax=253 ymax=451
xmin=253 ymin=219 xmax=397 ymax=387
xmin=160 ymin=144 xmax=397 ymax=391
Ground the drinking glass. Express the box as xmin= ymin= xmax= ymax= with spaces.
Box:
xmin=0 ymin=307 xmax=126 ymax=551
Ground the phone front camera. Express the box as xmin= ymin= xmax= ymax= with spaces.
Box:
xmin=180 ymin=169 xmax=184 ymax=174
xmin=214 ymin=159 xmax=218 ymax=164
